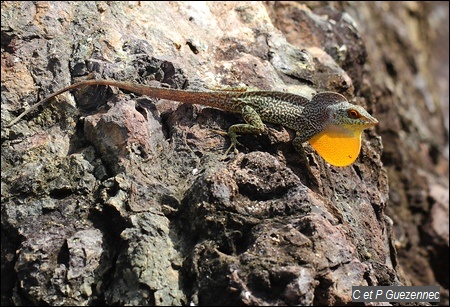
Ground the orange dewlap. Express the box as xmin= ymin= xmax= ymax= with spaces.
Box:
xmin=308 ymin=126 xmax=363 ymax=167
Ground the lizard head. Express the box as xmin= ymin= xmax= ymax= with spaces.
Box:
xmin=308 ymin=92 xmax=378 ymax=167
xmin=328 ymin=101 xmax=378 ymax=129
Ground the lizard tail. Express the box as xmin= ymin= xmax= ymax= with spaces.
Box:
xmin=6 ymin=80 xmax=236 ymax=127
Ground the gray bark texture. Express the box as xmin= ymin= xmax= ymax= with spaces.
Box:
xmin=1 ymin=1 xmax=448 ymax=306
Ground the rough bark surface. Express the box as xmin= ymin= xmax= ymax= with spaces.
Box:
xmin=1 ymin=1 xmax=448 ymax=306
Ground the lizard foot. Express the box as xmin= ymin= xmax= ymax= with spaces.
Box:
xmin=222 ymin=133 xmax=243 ymax=158
xmin=210 ymin=128 xmax=228 ymax=137
xmin=210 ymin=129 xmax=242 ymax=159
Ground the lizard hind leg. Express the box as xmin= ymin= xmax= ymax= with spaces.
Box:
xmin=210 ymin=105 xmax=265 ymax=159
xmin=224 ymin=105 xmax=266 ymax=156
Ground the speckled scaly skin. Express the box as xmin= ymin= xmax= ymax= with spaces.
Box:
xmin=7 ymin=80 xmax=378 ymax=166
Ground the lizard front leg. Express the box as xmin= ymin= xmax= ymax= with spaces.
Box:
xmin=292 ymin=130 xmax=314 ymax=153
xmin=223 ymin=105 xmax=265 ymax=156
xmin=292 ymin=131 xmax=319 ymax=175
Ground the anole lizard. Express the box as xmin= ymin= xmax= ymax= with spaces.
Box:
xmin=6 ymin=80 xmax=378 ymax=166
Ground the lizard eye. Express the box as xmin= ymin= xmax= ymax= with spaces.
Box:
xmin=347 ymin=109 xmax=361 ymax=119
